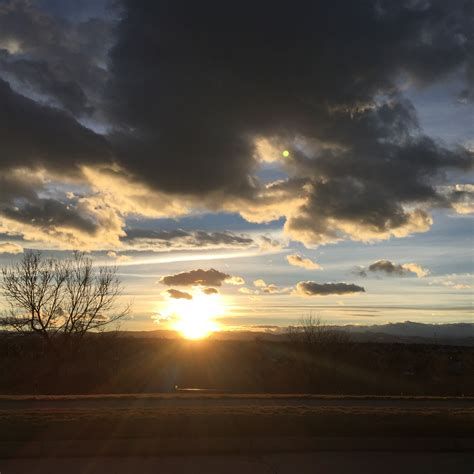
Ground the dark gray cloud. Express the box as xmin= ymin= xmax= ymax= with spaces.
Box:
xmin=0 ymin=53 xmax=92 ymax=116
xmin=2 ymin=198 xmax=98 ymax=234
xmin=0 ymin=167 xmax=103 ymax=240
xmin=357 ymin=260 xmax=406 ymax=277
xmin=0 ymin=0 xmax=115 ymax=115
xmin=295 ymin=281 xmax=365 ymax=296
xmin=0 ymin=78 xmax=113 ymax=243
xmin=160 ymin=268 xmax=243 ymax=287
xmin=36 ymin=0 xmax=114 ymax=23
xmin=103 ymin=0 xmax=473 ymax=242
xmin=0 ymin=0 xmax=472 ymax=248
xmin=0 ymin=78 xmax=110 ymax=173
xmin=166 ymin=289 xmax=193 ymax=300
xmin=107 ymin=4 xmax=471 ymax=160
xmin=354 ymin=260 xmax=429 ymax=278
xmin=123 ymin=228 xmax=254 ymax=250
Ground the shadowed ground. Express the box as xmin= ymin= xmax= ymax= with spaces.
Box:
xmin=0 ymin=395 xmax=472 ymax=472
xmin=1 ymin=452 xmax=473 ymax=474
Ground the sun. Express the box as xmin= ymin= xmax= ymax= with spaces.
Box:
xmin=162 ymin=292 xmax=223 ymax=339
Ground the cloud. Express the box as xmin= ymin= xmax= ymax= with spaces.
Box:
xmin=354 ymin=259 xmax=429 ymax=278
xmin=261 ymin=283 xmax=289 ymax=294
xmin=0 ymin=0 xmax=472 ymax=251
xmin=0 ymin=242 xmax=23 ymax=254
xmin=225 ymin=275 xmax=245 ymax=285
xmin=446 ymin=184 xmax=474 ymax=215
xmin=0 ymin=0 xmax=114 ymax=115
xmin=106 ymin=251 xmax=132 ymax=263
xmin=159 ymin=268 xmax=244 ymax=287
xmin=286 ymin=254 xmax=322 ymax=270
xmin=0 ymin=78 xmax=110 ymax=176
xmin=250 ymin=279 xmax=290 ymax=294
xmin=295 ymin=281 xmax=365 ymax=296
xmin=202 ymin=287 xmax=219 ymax=295
xmin=429 ymin=273 xmax=473 ymax=290
xmin=166 ymin=289 xmax=193 ymax=300
xmin=441 ymin=281 xmax=472 ymax=290
xmin=253 ymin=279 xmax=267 ymax=288
xmin=0 ymin=188 xmax=126 ymax=251
xmin=122 ymin=228 xmax=255 ymax=251
xmin=258 ymin=235 xmax=285 ymax=251
xmin=104 ymin=0 xmax=472 ymax=246
xmin=239 ymin=287 xmax=259 ymax=295
xmin=401 ymin=263 xmax=430 ymax=278
xmin=368 ymin=260 xmax=406 ymax=276
xmin=0 ymin=80 xmax=122 ymax=251
xmin=254 ymin=137 xmax=286 ymax=164
xmin=0 ymin=53 xmax=92 ymax=116
xmin=152 ymin=312 xmax=177 ymax=325
xmin=250 ymin=324 xmax=281 ymax=330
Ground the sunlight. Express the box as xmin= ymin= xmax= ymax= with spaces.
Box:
xmin=162 ymin=292 xmax=223 ymax=339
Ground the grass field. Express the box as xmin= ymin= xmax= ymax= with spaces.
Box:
xmin=1 ymin=336 xmax=473 ymax=396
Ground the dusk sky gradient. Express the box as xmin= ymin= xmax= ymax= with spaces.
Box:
xmin=0 ymin=0 xmax=472 ymax=332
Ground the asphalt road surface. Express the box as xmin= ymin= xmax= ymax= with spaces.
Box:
xmin=0 ymin=394 xmax=472 ymax=411
xmin=1 ymin=395 xmax=471 ymax=470
xmin=1 ymin=452 xmax=473 ymax=474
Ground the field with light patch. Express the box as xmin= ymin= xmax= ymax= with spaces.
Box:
xmin=1 ymin=335 xmax=473 ymax=396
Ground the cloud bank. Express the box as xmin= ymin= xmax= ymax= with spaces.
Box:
xmin=0 ymin=0 xmax=472 ymax=251
xmin=122 ymin=229 xmax=255 ymax=252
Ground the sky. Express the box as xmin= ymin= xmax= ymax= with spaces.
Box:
xmin=0 ymin=0 xmax=472 ymax=334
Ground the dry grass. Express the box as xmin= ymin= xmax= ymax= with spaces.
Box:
xmin=1 ymin=336 xmax=473 ymax=396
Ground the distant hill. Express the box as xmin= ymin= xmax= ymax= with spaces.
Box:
xmin=338 ymin=321 xmax=474 ymax=339
xmin=105 ymin=321 xmax=474 ymax=346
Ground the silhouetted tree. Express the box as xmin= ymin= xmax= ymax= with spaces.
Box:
xmin=290 ymin=314 xmax=351 ymax=350
xmin=0 ymin=251 xmax=129 ymax=354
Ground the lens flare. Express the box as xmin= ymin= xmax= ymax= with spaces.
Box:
xmin=161 ymin=292 xmax=223 ymax=339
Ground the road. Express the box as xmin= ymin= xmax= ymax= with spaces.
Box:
xmin=0 ymin=394 xmax=472 ymax=410
xmin=1 ymin=452 xmax=473 ymax=474
xmin=0 ymin=395 xmax=471 ymax=468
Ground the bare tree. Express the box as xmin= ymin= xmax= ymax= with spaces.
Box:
xmin=0 ymin=251 xmax=129 ymax=353
xmin=289 ymin=314 xmax=351 ymax=349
